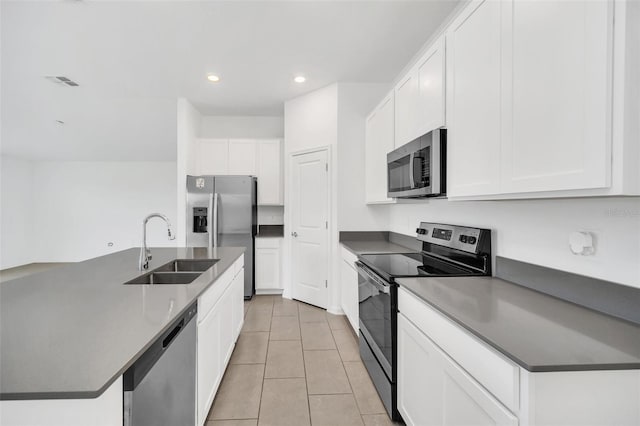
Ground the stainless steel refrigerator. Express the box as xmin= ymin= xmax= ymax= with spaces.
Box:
xmin=186 ymin=175 xmax=257 ymax=299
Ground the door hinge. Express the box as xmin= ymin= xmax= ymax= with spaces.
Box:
xmin=325 ymin=163 xmax=328 ymax=172
xmin=325 ymin=221 xmax=328 ymax=229
xmin=325 ymin=280 xmax=328 ymax=288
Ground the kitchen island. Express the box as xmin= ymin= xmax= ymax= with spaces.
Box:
xmin=0 ymin=246 xmax=245 ymax=425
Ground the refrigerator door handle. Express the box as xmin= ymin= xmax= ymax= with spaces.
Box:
xmin=213 ymin=193 xmax=219 ymax=247
xmin=208 ymin=194 xmax=214 ymax=247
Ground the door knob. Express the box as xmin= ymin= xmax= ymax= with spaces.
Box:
xmin=291 ymin=231 xmax=298 ymax=238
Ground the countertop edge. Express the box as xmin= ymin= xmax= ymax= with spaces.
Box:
xmin=0 ymin=249 xmax=245 ymax=401
xmin=397 ymin=282 xmax=640 ymax=373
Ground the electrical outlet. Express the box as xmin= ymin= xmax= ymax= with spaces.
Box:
xmin=569 ymin=231 xmax=595 ymax=256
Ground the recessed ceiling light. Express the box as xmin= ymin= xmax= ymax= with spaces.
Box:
xmin=207 ymin=74 xmax=220 ymax=83
xmin=294 ymin=76 xmax=306 ymax=83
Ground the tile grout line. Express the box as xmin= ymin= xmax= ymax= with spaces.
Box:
xmin=297 ymin=301 xmax=315 ymax=426
xmin=255 ymin=296 xmax=275 ymax=425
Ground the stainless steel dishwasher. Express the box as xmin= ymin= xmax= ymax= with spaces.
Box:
xmin=123 ymin=303 xmax=197 ymax=426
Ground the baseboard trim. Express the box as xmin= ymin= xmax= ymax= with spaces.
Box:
xmin=255 ymin=289 xmax=284 ymax=296
xmin=327 ymin=305 xmax=344 ymax=315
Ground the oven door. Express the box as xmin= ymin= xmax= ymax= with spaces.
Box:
xmin=357 ymin=262 xmax=393 ymax=379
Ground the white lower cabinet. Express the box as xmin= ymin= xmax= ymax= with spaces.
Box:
xmin=197 ymin=256 xmax=244 ymax=426
xmin=398 ymin=287 xmax=640 ymax=426
xmin=339 ymin=246 xmax=359 ymax=334
xmin=255 ymin=237 xmax=283 ymax=294
xmin=398 ymin=313 xmax=517 ymax=426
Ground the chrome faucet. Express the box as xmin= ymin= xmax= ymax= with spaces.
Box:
xmin=139 ymin=213 xmax=175 ymax=271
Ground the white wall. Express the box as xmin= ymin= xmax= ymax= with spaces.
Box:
xmin=200 ymin=116 xmax=283 ymax=139
xmin=283 ymin=84 xmax=339 ymax=308
xmin=389 ymin=197 xmax=640 ymax=288
xmin=337 ymin=83 xmax=390 ymax=231
xmin=283 ymin=83 xmax=391 ymax=312
xmin=0 ymin=156 xmax=35 ymax=269
xmin=258 ymin=206 xmax=284 ymax=225
xmin=33 ymin=161 xmax=177 ymax=262
xmin=176 ymin=98 xmax=202 ymax=246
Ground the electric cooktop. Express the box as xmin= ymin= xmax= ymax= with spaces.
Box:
xmin=357 ymin=222 xmax=493 ymax=282
xmin=358 ymin=252 xmax=475 ymax=281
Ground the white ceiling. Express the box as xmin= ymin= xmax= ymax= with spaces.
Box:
xmin=1 ymin=0 xmax=459 ymax=161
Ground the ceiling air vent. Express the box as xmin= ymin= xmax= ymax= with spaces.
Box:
xmin=45 ymin=76 xmax=79 ymax=87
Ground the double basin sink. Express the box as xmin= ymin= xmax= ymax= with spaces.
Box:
xmin=125 ymin=259 xmax=219 ymax=285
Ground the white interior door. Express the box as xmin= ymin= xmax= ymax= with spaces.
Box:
xmin=290 ymin=149 xmax=329 ymax=309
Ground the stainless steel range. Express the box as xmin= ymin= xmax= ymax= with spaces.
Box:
xmin=356 ymin=222 xmax=492 ymax=421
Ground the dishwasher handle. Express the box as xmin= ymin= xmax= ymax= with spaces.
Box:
xmin=162 ymin=319 xmax=184 ymax=349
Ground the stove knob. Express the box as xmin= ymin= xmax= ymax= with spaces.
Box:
xmin=416 ymin=228 xmax=427 ymax=235
xmin=468 ymin=236 xmax=477 ymax=245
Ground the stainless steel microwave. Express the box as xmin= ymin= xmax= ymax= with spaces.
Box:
xmin=387 ymin=129 xmax=446 ymax=198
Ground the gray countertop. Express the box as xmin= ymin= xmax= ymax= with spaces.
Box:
xmin=340 ymin=240 xmax=413 ymax=256
xmin=397 ymin=276 xmax=640 ymax=372
xmin=0 ymin=246 xmax=244 ymax=400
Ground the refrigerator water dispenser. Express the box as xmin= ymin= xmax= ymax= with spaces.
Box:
xmin=193 ymin=207 xmax=208 ymax=233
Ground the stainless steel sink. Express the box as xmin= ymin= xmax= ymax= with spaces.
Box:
xmin=125 ymin=272 xmax=201 ymax=285
xmin=154 ymin=259 xmax=219 ymax=273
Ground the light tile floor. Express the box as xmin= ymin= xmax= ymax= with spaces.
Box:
xmin=206 ymin=295 xmax=401 ymax=426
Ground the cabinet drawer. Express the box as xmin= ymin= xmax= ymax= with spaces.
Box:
xmin=233 ymin=254 xmax=245 ymax=276
xmin=198 ymin=265 xmax=235 ymax=323
xmin=256 ymin=238 xmax=282 ymax=249
xmin=340 ymin=245 xmax=358 ymax=265
xmin=398 ymin=287 xmax=520 ymax=413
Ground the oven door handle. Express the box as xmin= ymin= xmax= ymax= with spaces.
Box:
xmin=409 ymin=152 xmax=415 ymax=189
xmin=356 ymin=262 xmax=390 ymax=294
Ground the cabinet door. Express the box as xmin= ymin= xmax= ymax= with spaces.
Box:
xmin=255 ymin=243 xmax=282 ymax=291
xmin=501 ymin=0 xmax=612 ymax=193
xmin=398 ymin=313 xmax=445 ymax=425
xmin=339 ymin=258 xmax=358 ymax=333
xmin=394 ymin=71 xmax=418 ymax=147
xmin=255 ymin=239 xmax=282 ymax=291
xmin=365 ymin=92 xmax=395 ymax=204
xmin=257 ymin=139 xmax=283 ymax=205
xmin=446 ymin=0 xmax=503 ymax=196
xmin=197 ymin=139 xmax=229 ymax=175
xmin=232 ymin=268 xmax=245 ymax=338
xmin=197 ymin=301 xmax=222 ymax=426
xmin=220 ymin=282 xmax=235 ymax=366
xmin=228 ymin=139 xmax=257 ymax=175
xmin=398 ymin=314 xmax=518 ymax=426
xmin=416 ymin=35 xmax=446 ymax=135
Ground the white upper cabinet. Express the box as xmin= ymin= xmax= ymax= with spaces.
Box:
xmin=256 ymin=139 xmax=283 ymax=205
xmin=228 ymin=139 xmax=258 ymax=175
xmin=394 ymin=73 xmax=418 ymax=147
xmin=394 ymin=35 xmax=447 ymax=148
xmin=501 ymin=0 xmax=612 ymax=193
xmin=416 ymin=36 xmax=446 ymax=137
xmin=196 ymin=138 xmax=283 ymax=205
xmin=446 ymin=0 xmax=503 ymax=197
xmin=197 ymin=139 xmax=229 ymax=175
xmin=365 ymin=91 xmax=396 ymax=204
xmin=447 ymin=0 xmax=618 ymax=198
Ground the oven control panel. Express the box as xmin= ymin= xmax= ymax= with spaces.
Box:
xmin=415 ymin=222 xmax=488 ymax=254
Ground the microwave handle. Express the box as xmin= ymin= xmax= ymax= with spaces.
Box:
xmin=409 ymin=152 xmax=415 ymax=188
